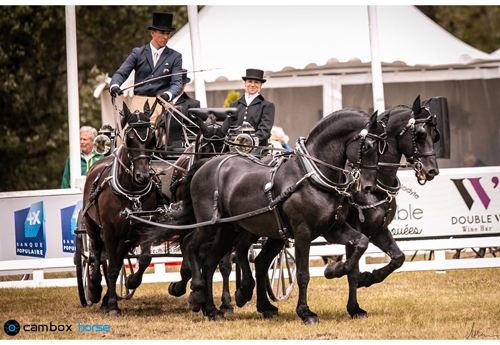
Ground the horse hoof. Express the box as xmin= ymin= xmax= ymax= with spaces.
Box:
xmin=302 ymin=316 xmax=319 ymax=325
xmin=324 ymin=261 xmax=343 ymax=279
xmin=219 ymin=304 xmax=234 ymax=314
xmin=107 ymin=309 xmax=122 ymax=318
xmin=89 ymin=285 xmax=103 ymax=303
xmin=235 ymin=290 xmax=249 ymax=308
xmin=350 ymin=308 xmax=368 ymax=319
xmin=208 ymin=311 xmax=226 ymax=321
xmin=262 ymin=310 xmax=279 ymax=319
xmin=351 ymin=312 xmax=368 ymax=319
xmin=168 ymin=282 xmax=186 ymax=297
xmin=126 ymin=273 xmax=142 ymax=290
xmin=188 ymin=292 xmax=204 ymax=313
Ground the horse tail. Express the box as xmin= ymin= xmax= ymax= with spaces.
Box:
xmin=141 ymin=158 xmax=211 ymax=246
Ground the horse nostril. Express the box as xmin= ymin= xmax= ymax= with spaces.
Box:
xmin=363 ymin=185 xmax=374 ymax=193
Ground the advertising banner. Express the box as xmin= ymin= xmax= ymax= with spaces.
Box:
xmin=390 ymin=166 xmax=500 ymax=240
xmin=0 ymin=189 xmax=82 ymax=261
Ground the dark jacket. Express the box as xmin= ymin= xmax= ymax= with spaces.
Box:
xmin=169 ymin=92 xmax=201 ymax=144
xmin=110 ymin=45 xmax=183 ymax=98
xmin=229 ymin=94 xmax=275 ymax=147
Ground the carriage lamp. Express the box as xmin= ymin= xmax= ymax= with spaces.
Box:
xmin=229 ymin=121 xmax=259 ymax=154
xmin=93 ymin=123 xmax=116 ymax=155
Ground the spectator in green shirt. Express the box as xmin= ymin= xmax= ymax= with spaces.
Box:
xmin=61 ymin=126 xmax=104 ymax=188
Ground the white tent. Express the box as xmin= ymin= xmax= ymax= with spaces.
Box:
xmin=96 ymin=5 xmax=500 ymax=168
xmin=170 ymin=5 xmax=497 ymax=83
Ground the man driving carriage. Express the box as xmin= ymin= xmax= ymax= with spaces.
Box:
xmin=109 ymin=12 xmax=183 ymax=126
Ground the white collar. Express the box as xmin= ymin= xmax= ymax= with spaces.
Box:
xmin=150 ymin=43 xmax=165 ymax=56
xmin=245 ymin=92 xmax=259 ymax=105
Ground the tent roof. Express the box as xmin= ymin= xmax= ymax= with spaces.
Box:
xmin=170 ymin=5 xmax=497 ymax=83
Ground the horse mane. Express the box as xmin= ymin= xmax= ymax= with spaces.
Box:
xmin=307 ymin=108 xmax=370 ymax=142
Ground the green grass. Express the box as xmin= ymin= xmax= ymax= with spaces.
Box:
xmin=0 ymin=267 xmax=499 ymax=340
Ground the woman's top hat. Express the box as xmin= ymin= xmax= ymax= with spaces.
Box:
xmin=242 ymin=68 xmax=266 ymax=83
xmin=181 ymin=69 xmax=191 ymax=84
xmin=147 ymin=12 xmax=176 ymax=32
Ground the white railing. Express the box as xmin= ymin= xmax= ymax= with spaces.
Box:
xmin=1 ymin=236 xmax=498 ymax=289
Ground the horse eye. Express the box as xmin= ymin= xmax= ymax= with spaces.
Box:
xmin=363 ymin=140 xmax=374 ymax=152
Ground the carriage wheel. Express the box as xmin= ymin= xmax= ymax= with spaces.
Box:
xmin=75 ymin=211 xmax=93 ymax=307
xmin=266 ymin=243 xmax=296 ymax=302
xmin=116 ymin=257 xmax=136 ymax=300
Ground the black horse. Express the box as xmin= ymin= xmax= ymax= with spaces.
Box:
xmin=232 ymin=96 xmax=441 ymax=319
xmin=81 ymin=102 xmax=157 ymax=316
xmin=322 ymin=95 xmax=440 ymax=318
xmin=154 ymin=108 xmax=239 ymax=313
xmin=151 ymin=108 xmax=388 ymax=324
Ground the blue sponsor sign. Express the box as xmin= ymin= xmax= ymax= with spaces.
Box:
xmin=15 ymin=201 xmax=46 ymax=258
xmin=60 ymin=200 xmax=82 ymax=253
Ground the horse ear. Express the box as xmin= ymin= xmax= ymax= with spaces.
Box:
xmin=143 ymin=100 xmax=151 ymax=119
xmin=412 ymin=95 xmax=422 ymax=117
xmin=378 ymin=110 xmax=390 ymax=127
xmin=368 ymin=110 xmax=378 ymax=132
xmin=122 ymin=102 xmax=131 ymax=128
xmin=197 ymin=116 xmax=211 ymax=136
xmin=218 ymin=116 xmax=232 ymax=137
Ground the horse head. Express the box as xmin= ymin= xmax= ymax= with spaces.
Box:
xmin=344 ymin=110 xmax=388 ymax=193
xmin=191 ymin=109 xmax=236 ymax=156
xmin=195 ymin=114 xmax=232 ymax=154
xmin=121 ymin=101 xmax=155 ymax=187
xmin=305 ymin=109 xmax=387 ymax=194
xmin=383 ymin=95 xmax=440 ymax=185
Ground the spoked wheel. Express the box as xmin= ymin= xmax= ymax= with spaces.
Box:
xmin=116 ymin=257 xmax=136 ymax=300
xmin=75 ymin=210 xmax=93 ymax=307
xmin=266 ymin=241 xmax=296 ymax=302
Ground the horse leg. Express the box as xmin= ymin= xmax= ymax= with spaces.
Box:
xmin=185 ymin=225 xmax=217 ymax=313
xmin=200 ymin=225 xmax=239 ymax=321
xmin=357 ymin=228 xmax=405 ymax=288
xmin=323 ymin=223 xmax=369 ymax=279
xmin=254 ymin=238 xmax=284 ymax=319
xmin=102 ymin=239 xmax=130 ymax=317
xmin=293 ymin=235 xmax=320 ymax=324
xmin=218 ymin=251 xmax=234 ymax=314
xmin=322 ymin=223 xmax=370 ymax=319
xmin=234 ymin=232 xmax=260 ymax=307
xmin=88 ymin=236 xmax=104 ymax=304
xmin=344 ymin=244 xmax=367 ymax=319
xmin=168 ymin=233 xmax=192 ymax=297
xmin=126 ymin=241 xmax=152 ymax=290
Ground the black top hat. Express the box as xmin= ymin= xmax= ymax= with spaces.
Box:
xmin=181 ymin=69 xmax=191 ymax=84
xmin=147 ymin=12 xmax=176 ymax=32
xmin=242 ymin=68 xmax=266 ymax=83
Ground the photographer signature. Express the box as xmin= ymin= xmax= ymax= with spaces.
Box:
xmin=466 ymin=322 xmax=499 ymax=339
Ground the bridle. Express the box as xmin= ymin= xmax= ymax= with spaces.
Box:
xmin=396 ymin=106 xmax=440 ymax=185
xmin=111 ymin=118 xmax=155 ymax=200
xmin=296 ymin=124 xmax=387 ymax=193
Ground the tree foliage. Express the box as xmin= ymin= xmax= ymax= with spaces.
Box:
xmin=417 ymin=5 xmax=500 ymax=53
xmin=0 ymin=5 xmax=188 ymax=191
xmin=0 ymin=5 xmax=498 ymax=191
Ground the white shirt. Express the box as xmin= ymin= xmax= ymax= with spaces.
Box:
xmin=245 ymin=92 xmax=259 ymax=106
xmin=150 ymin=43 xmax=165 ymax=65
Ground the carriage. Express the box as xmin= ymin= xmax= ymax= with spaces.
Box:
xmin=74 ymin=95 xmax=440 ymax=323
xmin=73 ymin=98 xmax=299 ymax=308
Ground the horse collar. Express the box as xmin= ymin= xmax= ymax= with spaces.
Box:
xmin=296 ymin=137 xmax=352 ymax=193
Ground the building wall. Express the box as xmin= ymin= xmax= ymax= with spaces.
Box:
xmin=343 ymin=78 xmax=500 ymax=168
